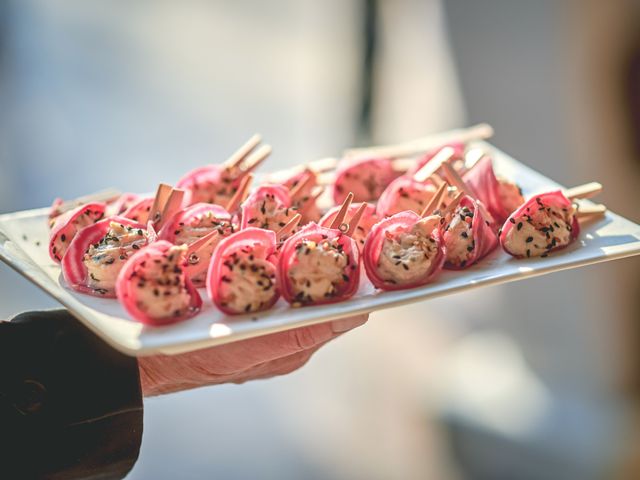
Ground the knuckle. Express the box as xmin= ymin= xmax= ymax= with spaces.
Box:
xmin=290 ymin=327 xmax=320 ymax=351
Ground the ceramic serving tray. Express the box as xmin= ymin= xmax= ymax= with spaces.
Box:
xmin=1 ymin=142 xmax=639 ymax=356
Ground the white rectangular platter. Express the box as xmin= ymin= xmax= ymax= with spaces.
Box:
xmin=1 ymin=142 xmax=639 ymax=356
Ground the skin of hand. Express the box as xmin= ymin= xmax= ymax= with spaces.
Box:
xmin=138 ymin=314 xmax=368 ymax=396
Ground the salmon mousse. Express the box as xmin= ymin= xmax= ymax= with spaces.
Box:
xmin=62 ymin=216 xmax=152 ymax=297
xmin=500 ymin=191 xmax=578 ymax=258
xmin=363 ymin=211 xmax=446 ymax=291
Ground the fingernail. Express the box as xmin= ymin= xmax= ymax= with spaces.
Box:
xmin=331 ymin=314 xmax=368 ymax=333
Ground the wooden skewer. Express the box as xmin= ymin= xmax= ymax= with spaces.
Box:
xmin=330 ymin=193 xmax=354 ymax=229
xmin=344 ymin=123 xmax=494 ymax=159
xmin=413 ymin=147 xmax=455 ymax=183
xmin=225 ymin=173 xmax=253 ymax=213
xmin=464 ymin=148 xmax=486 ymax=169
xmin=564 ymin=182 xmax=603 ymax=200
xmin=441 ymin=162 xmax=478 ymax=199
xmin=440 ymin=162 xmax=497 ymax=222
xmin=184 ymin=229 xmax=221 ymax=277
xmin=186 ymin=229 xmax=219 ymax=258
xmin=276 ymin=214 xmax=302 ymax=242
xmin=224 ymin=134 xmax=262 ymax=169
xmin=439 ymin=191 xmax=465 ymax=218
xmin=420 ymin=182 xmax=448 ymax=217
xmin=157 ymin=188 xmax=185 ymax=230
xmin=289 ymin=171 xmax=314 ymax=201
xmin=243 ymin=144 xmax=272 ymax=173
xmin=575 ymin=203 xmax=607 ymax=218
xmin=429 ymin=174 xmax=445 ymax=188
xmin=346 ymin=202 xmax=369 ymax=237
xmin=307 ymin=157 xmax=338 ymax=173
xmin=148 ymin=183 xmax=173 ymax=225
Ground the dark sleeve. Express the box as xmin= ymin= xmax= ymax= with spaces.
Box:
xmin=0 ymin=309 xmax=143 ymax=479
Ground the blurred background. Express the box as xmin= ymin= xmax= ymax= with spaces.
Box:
xmin=1 ymin=0 xmax=640 ymax=479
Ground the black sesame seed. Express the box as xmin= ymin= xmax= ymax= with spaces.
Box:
xmin=526 ymin=236 xmax=533 ymax=243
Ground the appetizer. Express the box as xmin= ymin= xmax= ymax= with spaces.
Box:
xmin=442 ymin=192 xmax=499 ymax=269
xmin=206 ymin=214 xmax=301 ymax=315
xmin=499 ymin=182 xmax=603 ymax=258
xmin=206 ymin=228 xmax=279 ymax=314
xmin=332 ymin=156 xmax=400 ymax=204
xmin=62 ymin=216 xmax=152 ymax=297
xmin=500 ymin=191 xmax=578 ymax=258
xmin=278 ymin=194 xmax=361 ymax=306
xmin=177 ymin=135 xmax=270 ymax=206
xmin=463 ymin=154 xmax=524 ymax=223
xmin=363 ymin=207 xmax=446 ymax=291
xmin=239 ymin=176 xmax=310 ymax=232
xmin=116 ymin=241 xmax=202 ymax=325
xmin=376 ymin=147 xmax=455 ymax=218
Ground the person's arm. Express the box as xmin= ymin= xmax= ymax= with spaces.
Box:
xmin=0 ymin=309 xmax=367 ymax=477
xmin=0 ymin=310 xmax=143 ymax=479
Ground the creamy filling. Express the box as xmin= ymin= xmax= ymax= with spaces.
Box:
xmin=218 ymin=247 xmax=277 ymax=313
xmin=503 ymin=203 xmax=575 ymax=257
xmin=497 ymin=178 xmax=525 ymax=215
xmin=84 ymin=222 xmax=148 ymax=293
xmin=133 ymin=245 xmax=192 ymax=319
xmin=246 ymin=194 xmax=297 ymax=231
xmin=288 ymin=238 xmax=351 ymax=303
xmin=377 ymin=217 xmax=439 ymax=284
xmin=444 ymin=206 xmax=475 ymax=267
